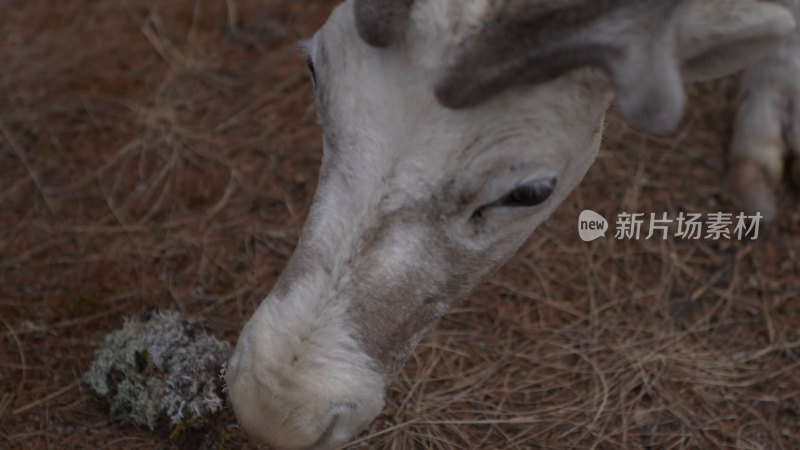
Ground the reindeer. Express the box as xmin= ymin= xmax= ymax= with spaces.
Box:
xmin=225 ymin=1 xmax=799 ymax=448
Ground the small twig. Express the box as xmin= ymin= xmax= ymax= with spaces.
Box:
xmin=226 ymin=0 xmax=239 ymax=33
xmin=170 ymin=289 xmax=186 ymax=313
xmin=0 ymin=317 xmax=26 ymax=400
xmin=187 ymin=0 xmax=203 ymax=43
xmin=687 ymin=261 xmax=732 ymax=303
xmin=140 ymin=12 xmax=184 ymax=68
xmin=202 ymin=168 xmax=238 ymax=223
xmin=490 ymin=279 xmax=589 ymax=320
xmin=419 ymin=416 xmax=549 ymax=426
xmin=0 ymin=124 xmax=57 ymax=215
xmin=54 ymin=137 xmax=143 ymax=193
xmin=79 ymin=96 xmax=102 ymax=133
xmin=0 ymin=292 xmax=137 ymax=339
xmin=0 ymin=392 xmax=13 ymax=417
xmin=672 ymin=242 xmax=754 ymax=317
xmin=342 ymin=419 xmax=421 ymax=448
xmin=12 ymin=381 xmax=79 ymax=415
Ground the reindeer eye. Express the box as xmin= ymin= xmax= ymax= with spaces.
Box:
xmin=471 ymin=176 xmax=558 ymax=220
xmin=306 ymin=57 xmax=317 ymax=84
xmin=502 ymin=178 xmax=557 ymax=207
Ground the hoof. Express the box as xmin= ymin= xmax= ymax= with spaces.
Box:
xmin=726 ymin=159 xmax=777 ymax=222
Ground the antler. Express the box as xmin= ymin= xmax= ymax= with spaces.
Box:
xmin=354 ymin=0 xmax=795 ymax=135
xmin=435 ymin=0 xmax=693 ymax=135
xmin=355 ymin=0 xmax=417 ymax=47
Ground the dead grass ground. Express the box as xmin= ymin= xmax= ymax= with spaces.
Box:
xmin=1 ymin=0 xmax=799 ymax=448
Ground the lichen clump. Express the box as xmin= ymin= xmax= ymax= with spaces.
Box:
xmin=85 ymin=309 xmax=230 ymax=431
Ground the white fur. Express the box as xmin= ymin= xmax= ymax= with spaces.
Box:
xmin=227 ymin=1 xmax=798 ymax=448
xmin=227 ymin=272 xmax=385 ymax=449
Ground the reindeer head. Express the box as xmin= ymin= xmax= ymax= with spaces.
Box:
xmin=226 ymin=1 xmax=795 ymax=448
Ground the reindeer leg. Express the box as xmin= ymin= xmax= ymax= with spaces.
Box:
xmin=727 ymin=72 xmax=784 ymax=222
xmin=727 ymin=6 xmax=800 ymax=222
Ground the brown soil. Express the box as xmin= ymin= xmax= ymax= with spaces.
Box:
xmin=2 ymin=0 xmax=799 ymax=449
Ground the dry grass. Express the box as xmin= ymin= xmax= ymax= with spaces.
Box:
xmin=1 ymin=0 xmax=799 ymax=449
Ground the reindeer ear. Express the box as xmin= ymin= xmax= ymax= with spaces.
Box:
xmin=435 ymin=0 xmax=694 ymax=135
xmin=354 ymin=0 xmax=416 ymax=47
xmin=679 ymin=0 xmax=796 ymax=82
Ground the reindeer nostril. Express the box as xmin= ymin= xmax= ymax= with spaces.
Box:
xmin=308 ymin=402 xmax=359 ymax=449
xmin=309 ymin=413 xmax=341 ymax=449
